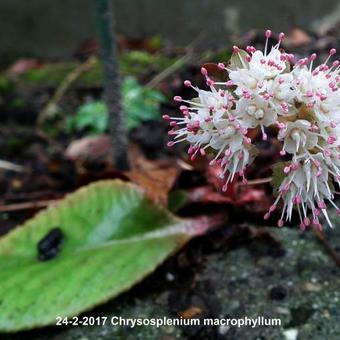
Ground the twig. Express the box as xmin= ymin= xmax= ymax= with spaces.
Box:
xmin=146 ymin=32 xmax=206 ymax=89
xmin=0 ymin=160 xmax=26 ymax=173
xmin=314 ymin=228 xmax=340 ymax=267
xmin=146 ymin=54 xmax=191 ymax=89
xmin=0 ymin=199 xmax=59 ymax=213
xmin=37 ymin=57 xmax=97 ymax=125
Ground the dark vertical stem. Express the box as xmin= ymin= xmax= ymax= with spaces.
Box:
xmin=95 ymin=0 xmax=129 ymax=171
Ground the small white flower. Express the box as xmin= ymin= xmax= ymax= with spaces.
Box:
xmin=229 ymin=68 xmax=262 ymax=97
xmin=266 ymin=73 xmax=297 ymax=115
xmin=218 ymin=145 xmax=256 ymax=191
xmin=249 ymin=48 xmax=287 ymax=79
xmin=278 ymin=120 xmax=318 ymax=155
xmin=291 ymin=58 xmax=340 ymax=124
xmin=209 ymin=126 xmax=243 ymax=152
xmin=234 ymin=96 xmax=277 ymax=140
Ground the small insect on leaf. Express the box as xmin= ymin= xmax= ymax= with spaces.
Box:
xmin=37 ymin=227 xmax=65 ymax=262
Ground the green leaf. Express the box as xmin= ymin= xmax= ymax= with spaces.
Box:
xmin=122 ymin=76 xmax=166 ymax=129
xmin=0 ymin=180 xmax=207 ymax=332
xmin=66 ymin=101 xmax=108 ymax=135
xmin=66 ymin=76 xmax=166 ymax=134
xmin=168 ymin=190 xmax=188 ymax=213
xmin=271 ymin=162 xmax=289 ymax=195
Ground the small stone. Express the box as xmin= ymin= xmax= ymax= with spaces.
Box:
xmin=276 ymin=307 xmax=290 ymax=315
xmin=218 ymin=324 xmax=230 ymax=335
xmin=323 ymin=309 xmax=331 ymax=318
xmin=166 ymin=272 xmax=175 ymax=282
xmin=303 ymin=282 xmax=321 ymax=292
xmin=283 ymin=329 xmax=298 ymax=340
xmin=269 ymin=285 xmax=287 ymax=300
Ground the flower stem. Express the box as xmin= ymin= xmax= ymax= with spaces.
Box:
xmin=95 ymin=0 xmax=129 ymax=171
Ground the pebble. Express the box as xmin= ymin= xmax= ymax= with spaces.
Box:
xmin=218 ymin=324 xmax=230 ymax=335
xmin=283 ymin=329 xmax=298 ymax=340
xmin=166 ymin=272 xmax=175 ymax=282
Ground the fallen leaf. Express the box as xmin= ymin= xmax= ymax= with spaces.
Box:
xmin=126 ymin=167 xmax=179 ymax=207
xmin=7 ymin=59 xmax=46 ymax=77
xmin=193 ymin=164 xmax=271 ymax=211
xmin=178 ymin=306 xmax=204 ymax=319
xmin=285 ymin=28 xmax=312 ymax=47
xmin=202 ymin=63 xmax=228 ymax=82
xmin=128 ymin=142 xmax=175 ymax=171
xmin=186 ymin=186 xmax=234 ymax=204
xmin=65 ymin=135 xmax=111 ymax=163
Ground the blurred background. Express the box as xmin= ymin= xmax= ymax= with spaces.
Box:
xmin=0 ymin=1 xmax=340 ymax=339
xmin=0 ymin=0 xmax=339 ymax=62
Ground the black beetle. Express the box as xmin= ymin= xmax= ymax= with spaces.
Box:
xmin=37 ymin=227 xmax=65 ymax=261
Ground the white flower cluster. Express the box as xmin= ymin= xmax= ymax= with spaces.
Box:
xmin=165 ymin=30 xmax=340 ymax=230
